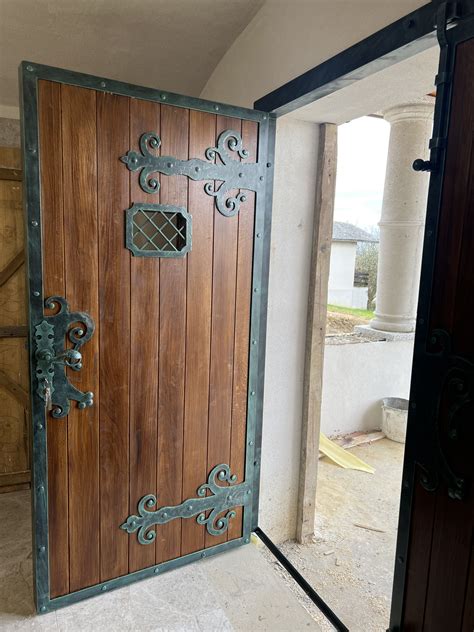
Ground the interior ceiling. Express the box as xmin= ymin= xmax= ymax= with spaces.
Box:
xmin=290 ymin=45 xmax=440 ymax=124
xmin=0 ymin=0 xmax=263 ymax=114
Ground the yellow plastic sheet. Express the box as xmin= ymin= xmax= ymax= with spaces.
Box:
xmin=319 ymin=433 xmax=375 ymax=474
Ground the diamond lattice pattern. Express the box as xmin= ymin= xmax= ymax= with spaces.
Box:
xmin=132 ymin=209 xmax=187 ymax=254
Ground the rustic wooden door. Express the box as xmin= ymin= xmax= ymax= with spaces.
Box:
xmin=390 ymin=7 xmax=474 ymax=631
xmin=20 ymin=62 xmax=274 ymax=613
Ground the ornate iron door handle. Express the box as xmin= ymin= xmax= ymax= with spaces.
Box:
xmin=417 ymin=329 xmax=473 ymax=500
xmin=34 ymin=296 xmax=95 ymax=418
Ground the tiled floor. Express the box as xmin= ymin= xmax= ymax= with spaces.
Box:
xmin=0 ymin=490 xmax=318 ymax=631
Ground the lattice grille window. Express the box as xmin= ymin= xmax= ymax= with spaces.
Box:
xmin=125 ymin=203 xmax=192 ymax=257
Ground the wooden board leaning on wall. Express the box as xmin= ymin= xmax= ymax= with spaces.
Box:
xmin=0 ymin=146 xmax=30 ymax=493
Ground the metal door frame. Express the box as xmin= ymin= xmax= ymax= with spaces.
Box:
xmin=254 ymin=1 xmax=474 ymax=630
xmin=20 ymin=61 xmax=275 ymax=613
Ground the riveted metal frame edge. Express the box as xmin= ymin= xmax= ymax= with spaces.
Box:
xmin=19 ymin=60 xmax=275 ymax=613
xmin=388 ymin=10 xmax=474 ymax=631
xmin=248 ymin=114 xmax=276 ymax=531
xmin=19 ymin=63 xmax=50 ymax=613
xmin=19 ymin=61 xmax=268 ymax=123
xmin=45 ymin=536 xmax=246 ymax=611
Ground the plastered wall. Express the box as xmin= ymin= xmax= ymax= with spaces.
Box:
xmin=321 ymin=338 xmax=414 ymax=436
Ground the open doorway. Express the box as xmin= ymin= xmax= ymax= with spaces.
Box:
xmin=273 ymin=45 xmax=439 ymax=631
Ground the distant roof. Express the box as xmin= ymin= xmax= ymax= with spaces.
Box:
xmin=332 ymin=222 xmax=378 ymax=243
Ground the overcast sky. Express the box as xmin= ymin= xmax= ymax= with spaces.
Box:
xmin=334 ymin=116 xmax=390 ymax=232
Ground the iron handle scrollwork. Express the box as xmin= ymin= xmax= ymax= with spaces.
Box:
xmin=35 ymin=296 xmax=95 ymax=418
xmin=416 ymin=329 xmax=473 ymax=500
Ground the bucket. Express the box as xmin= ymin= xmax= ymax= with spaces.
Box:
xmin=381 ymin=397 xmax=409 ymax=443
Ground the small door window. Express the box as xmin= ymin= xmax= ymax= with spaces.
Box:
xmin=125 ymin=203 xmax=192 ymax=257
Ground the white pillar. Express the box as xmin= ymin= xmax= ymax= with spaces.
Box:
xmin=370 ymin=100 xmax=435 ymax=333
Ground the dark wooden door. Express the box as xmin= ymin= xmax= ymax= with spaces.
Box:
xmin=390 ymin=13 xmax=474 ymax=632
xmin=21 ymin=63 xmax=274 ymax=613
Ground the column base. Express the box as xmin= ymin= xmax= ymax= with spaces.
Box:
xmin=355 ymin=325 xmax=415 ymax=342
xmin=369 ymin=313 xmax=416 ymax=334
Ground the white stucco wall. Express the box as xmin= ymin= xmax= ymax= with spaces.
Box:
xmin=261 ymin=117 xmax=319 ymax=541
xmin=201 ymin=0 xmax=428 ymax=109
xmin=328 ymin=241 xmax=357 ymax=307
xmin=200 ymin=0 xmax=428 ymax=542
xmin=321 ymin=339 xmax=414 ymax=436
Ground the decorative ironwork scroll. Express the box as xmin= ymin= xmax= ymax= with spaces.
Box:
xmin=125 ymin=203 xmax=192 ymax=257
xmin=417 ymin=329 xmax=473 ymax=500
xmin=121 ymin=464 xmax=251 ymax=544
xmin=35 ymin=296 xmax=95 ymax=418
xmin=120 ymin=130 xmax=265 ymax=217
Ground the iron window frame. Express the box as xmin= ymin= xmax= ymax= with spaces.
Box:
xmin=125 ymin=202 xmax=192 ymax=258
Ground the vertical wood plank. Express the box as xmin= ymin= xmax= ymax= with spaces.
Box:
xmin=399 ymin=39 xmax=474 ymax=630
xmin=181 ymin=110 xmax=215 ymax=556
xmin=430 ymin=40 xmax=474 ymax=337
xmin=38 ymin=80 xmax=68 ymax=597
xmin=296 ymin=124 xmax=337 ymax=543
xmin=61 ymin=84 xmax=100 ymax=592
xmin=228 ymin=120 xmax=258 ymax=541
xmin=97 ymin=92 xmax=130 ymax=581
xmin=402 ymin=469 xmax=437 ymax=629
xmin=423 ymin=493 xmax=473 ymax=631
xmin=156 ymin=105 xmax=188 ymax=563
xmin=129 ymin=99 xmax=160 ymax=572
xmin=205 ymin=116 xmax=240 ymax=548
xmin=461 ymin=541 xmax=474 ymax=632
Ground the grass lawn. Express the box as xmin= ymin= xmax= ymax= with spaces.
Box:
xmin=327 ymin=304 xmax=374 ymax=320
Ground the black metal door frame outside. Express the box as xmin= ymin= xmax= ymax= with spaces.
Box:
xmin=253 ymin=2 xmax=474 ymax=630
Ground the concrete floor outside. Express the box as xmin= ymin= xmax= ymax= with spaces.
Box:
xmin=269 ymin=438 xmax=404 ymax=632
xmin=0 ymin=439 xmax=403 ymax=631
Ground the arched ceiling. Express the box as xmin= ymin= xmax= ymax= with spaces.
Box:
xmin=0 ymin=0 xmax=263 ymax=116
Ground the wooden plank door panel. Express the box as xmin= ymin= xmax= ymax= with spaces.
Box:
xmin=392 ymin=26 xmax=474 ymax=632
xmin=181 ymin=109 xmax=215 ymax=557
xmin=129 ymin=98 xmax=161 ymax=573
xmin=24 ymin=63 xmax=273 ymax=612
xmin=156 ymin=104 xmax=188 ymax=565
xmin=97 ymin=92 xmax=131 ymax=582
xmin=205 ymin=115 xmax=240 ymax=549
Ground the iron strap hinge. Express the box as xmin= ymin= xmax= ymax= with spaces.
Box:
xmin=121 ymin=129 xmax=266 ymax=218
xmin=121 ymin=464 xmax=252 ymax=544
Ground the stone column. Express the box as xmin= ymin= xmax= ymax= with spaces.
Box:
xmin=370 ymin=99 xmax=435 ymax=333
